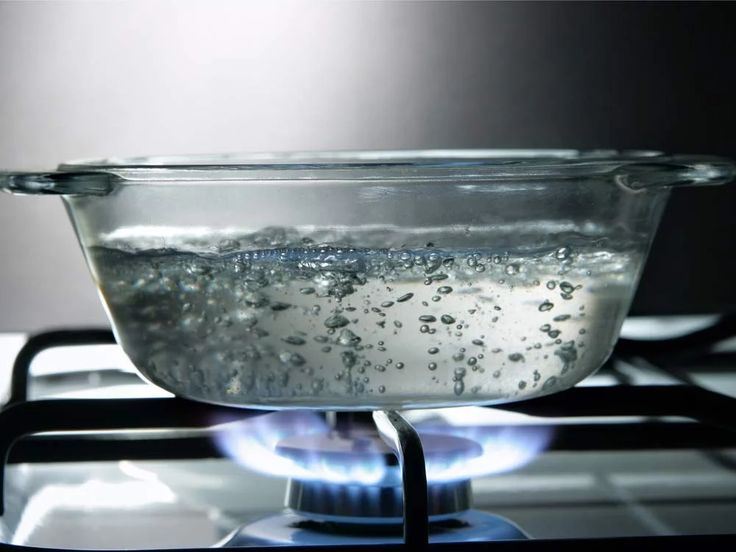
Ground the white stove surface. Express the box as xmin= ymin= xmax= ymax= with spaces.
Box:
xmin=0 ymin=318 xmax=735 ymax=548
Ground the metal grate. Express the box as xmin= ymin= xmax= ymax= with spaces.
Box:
xmin=1 ymin=329 xmax=736 ymax=550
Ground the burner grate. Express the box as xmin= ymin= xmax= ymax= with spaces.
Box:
xmin=1 ymin=328 xmax=736 ymax=550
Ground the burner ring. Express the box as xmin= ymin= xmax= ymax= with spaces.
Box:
xmin=285 ymin=478 xmax=472 ymax=521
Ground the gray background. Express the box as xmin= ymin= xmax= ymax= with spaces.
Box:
xmin=1 ymin=1 xmax=735 ymax=331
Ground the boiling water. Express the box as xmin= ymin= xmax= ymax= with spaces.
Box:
xmin=90 ymin=233 xmax=641 ymax=408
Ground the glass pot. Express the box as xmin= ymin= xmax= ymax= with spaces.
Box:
xmin=2 ymin=150 xmax=733 ymax=409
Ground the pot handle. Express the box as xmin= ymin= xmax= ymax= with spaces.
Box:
xmin=0 ymin=171 xmax=113 ymax=196
xmin=615 ymin=155 xmax=736 ymax=191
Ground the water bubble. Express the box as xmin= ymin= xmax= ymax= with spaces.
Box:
xmin=555 ymin=341 xmax=578 ymax=374
xmin=425 ymin=273 xmax=449 ymax=284
xmin=542 ymin=376 xmax=558 ymax=391
xmin=419 ymin=315 xmax=437 ymax=323
xmin=300 ymin=287 xmax=316 ymax=295
xmin=546 ymin=281 xmax=556 ymax=290
xmin=270 ymin=302 xmax=291 ymax=311
xmin=454 ymin=380 xmax=465 ymax=396
xmin=428 ymin=347 xmax=440 ymax=355
xmin=579 ymin=328 xmax=587 ymax=335
xmin=324 ymin=314 xmax=350 ymax=328
xmin=374 ymin=364 xmax=386 ymax=372
xmin=395 ymin=362 xmax=404 ymax=369
xmin=553 ymin=314 xmax=571 ymax=322
xmin=559 ymin=281 xmax=574 ymax=294
xmin=394 ymin=320 xmax=403 ymax=328
xmin=396 ymin=293 xmax=414 ymax=303
xmin=555 ymin=246 xmax=571 ymax=260
xmin=341 ymin=351 xmax=357 ymax=367
xmin=420 ymin=325 xmax=430 ymax=333
xmin=538 ymin=301 xmax=554 ymax=312
xmin=518 ymin=380 xmax=527 ymax=390
xmin=441 ymin=314 xmax=456 ymax=324
xmin=467 ymin=357 xmax=478 ymax=366
xmin=472 ymin=339 xmax=484 ymax=346
xmin=337 ymin=329 xmax=361 ymax=347
xmin=378 ymin=385 xmax=386 ymax=393
xmin=438 ymin=286 xmax=453 ymax=294
xmin=216 ymin=238 xmax=241 ymax=253
xmin=279 ymin=351 xmax=306 ymax=366
xmin=505 ymin=264 xmax=519 ymax=275
xmin=428 ymin=362 xmax=437 ymax=371
xmin=561 ymin=293 xmax=573 ymax=300
xmin=548 ymin=329 xmax=561 ymax=338
xmin=282 ymin=336 xmax=306 ymax=345
xmin=380 ymin=301 xmax=394 ymax=308
xmin=452 ymin=352 xmax=465 ymax=362
xmin=432 ymin=295 xmax=441 ymax=302
xmin=321 ymin=346 xmax=332 ymax=353
xmin=540 ymin=324 xmax=551 ymax=332
xmin=508 ymin=353 xmax=525 ymax=362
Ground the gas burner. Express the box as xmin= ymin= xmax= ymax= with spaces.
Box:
xmin=220 ymin=427 xmax=527 ymax=546
xmin=276 ymin=431 xmax=481 ymax=520
xmin=285 ymin=479 xmax=472 ymax=521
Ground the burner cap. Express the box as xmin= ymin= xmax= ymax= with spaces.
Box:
xmin=285 ymin=478 xmax=472 ymax=522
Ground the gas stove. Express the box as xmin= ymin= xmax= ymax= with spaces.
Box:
xmin=1 ymin=319 xmax=736 ymax=550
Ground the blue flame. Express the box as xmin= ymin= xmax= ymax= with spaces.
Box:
xmin=421 ymin=425 xmax=553 ymax=482
xmin=213 ymin=411 xmax=388 ymax=484
xmin=214 ymin=410 xmax=552 ymax=485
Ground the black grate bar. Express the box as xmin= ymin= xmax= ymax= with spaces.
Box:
xmin=374 ymin=410 xmax=429 ymax=550
xmin=0 ymin=397 xmax=257 ymax=515
xmin=8 ymin=328 xmax=116 ymax=406
xmin=492 ymin=385 xmax=736 ymax=431
xmin=615 ymin=314 xmax=736 ymax=358
xmin=3 ymin=421 xmax=736 ymax=467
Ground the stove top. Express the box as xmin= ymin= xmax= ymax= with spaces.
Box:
xmin=0 ymin=318 xmax=735 ymax=550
